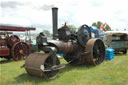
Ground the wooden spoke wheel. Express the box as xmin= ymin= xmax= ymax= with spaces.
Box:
xmin=8 ymin=35 xmax=20 ymax=46
xmin=12 ymin=42 xmax=30 ymax=61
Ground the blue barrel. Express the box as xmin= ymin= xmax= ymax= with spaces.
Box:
xmin=57 ymin=53 xmax=63 ymax=58
xmin=105 ymin=48 xmax=115 ymax=60
xmin=58 ymin=53 xmax=63 ymax=56
xmin=95 ymin=34 xmax=100 ymax=38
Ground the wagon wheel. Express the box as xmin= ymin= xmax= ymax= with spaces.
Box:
xmin=8 ymin=35 xmax=20 ymax=46
xmin=85 ymin=38 xmax=105 ymax=65
xmin=12 ymin=42 xmax=30 ymax=61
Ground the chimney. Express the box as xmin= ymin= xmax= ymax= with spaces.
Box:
xmin=52 ymin=7 xmax=58 ymax=40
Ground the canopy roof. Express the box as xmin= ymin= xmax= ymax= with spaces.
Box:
xmin=104 ymin=31 xmax=128 ymax=36
xmin=104 ymin=31 xmax=128 ymax=43
xmin=0 ymin=25 xmax=36 ymax=32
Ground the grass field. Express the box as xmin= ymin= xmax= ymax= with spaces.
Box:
xmin=0 ymin=53 xmax=128 ymax=85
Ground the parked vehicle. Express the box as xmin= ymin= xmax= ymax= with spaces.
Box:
xmin=0 ymin=25 xmax=35 ymax=60
xmin=103 ymin=31 xmax=128 ymax=54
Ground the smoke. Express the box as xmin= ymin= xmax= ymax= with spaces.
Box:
xmin=39 ymin=4 xmax=55 ymax=11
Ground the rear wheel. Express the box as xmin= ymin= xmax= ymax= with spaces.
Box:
xmin=85 ymin=38 xmax=106 ymax=65
xmin=12 ymin=42 xmax=30 ymax=61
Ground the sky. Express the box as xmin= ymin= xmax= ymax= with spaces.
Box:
xmin=0 ymin=0 xmax=128 ymax=33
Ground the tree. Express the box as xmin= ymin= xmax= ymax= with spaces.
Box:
xmin=104 ymin=24 xmax=111 ymax=31
xmin=92 ymin=22 xmax=97 ymax=27
xmin=92 ymin=21 xmax=111 ymax=31
xmin=97 ymin=21 xmax=102 ymax=29
xmin=43 ymin=30 xmax=51 ymax=37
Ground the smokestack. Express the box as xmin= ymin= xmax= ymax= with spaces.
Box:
xmin=52 ymin=7 xmax=58 ymax=40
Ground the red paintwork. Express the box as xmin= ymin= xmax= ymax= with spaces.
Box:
xmin=0 ymin=48 xmax=10 ymax=56
xmin=0 ymin=25 xmax=34 ymax=59
xmin=25 ymin=41 xmax=31 ymax=48
xmin=8 ymin=35 xmax=20 ymax=46
xmin=0 ymin=25 xmax=36 ymax=31
xmin=0 ymin=40 xmax=9 ymax=56
xmin=0 ymin=40 xmax=7 ymax=46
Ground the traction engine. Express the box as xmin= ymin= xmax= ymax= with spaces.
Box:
xmin=0 ymin=26 xmax=35 ymax=60
xmin=23 ymin=7 xmax=106 ymax=78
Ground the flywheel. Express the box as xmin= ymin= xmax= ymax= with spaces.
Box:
xmin=77 ymin=25 xmax=92 ymax=47
xmin=8 ymin=35 xmax=20 ymax=46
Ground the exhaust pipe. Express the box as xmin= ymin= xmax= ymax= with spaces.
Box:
xmin=52 ymin=7 xmax=58 ymax=40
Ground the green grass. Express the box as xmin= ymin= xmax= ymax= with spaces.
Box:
xmin=0 ymin=53 xmax=128 ymax=85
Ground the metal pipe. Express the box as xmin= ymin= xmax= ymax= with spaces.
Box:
xmin=52 ymin=7 xmax=58 ymax=40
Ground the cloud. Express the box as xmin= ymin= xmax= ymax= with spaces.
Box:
xmin=0 ymin=0 xmax=128 ymax=32
xmin=1 ymin=1 xmax=23 ymax=8
xmin=91 ymin=0 xmax=104 ymax=7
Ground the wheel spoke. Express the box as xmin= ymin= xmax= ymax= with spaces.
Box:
xmin=12 ymin=42 xmax=29 ymax=61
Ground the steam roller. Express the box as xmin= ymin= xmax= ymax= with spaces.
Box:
xmin=22 ymin=7 xmax=106 ymax=79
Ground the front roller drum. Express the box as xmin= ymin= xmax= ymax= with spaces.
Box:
xmin=24 ymin=53 xmax=63 ymax=78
